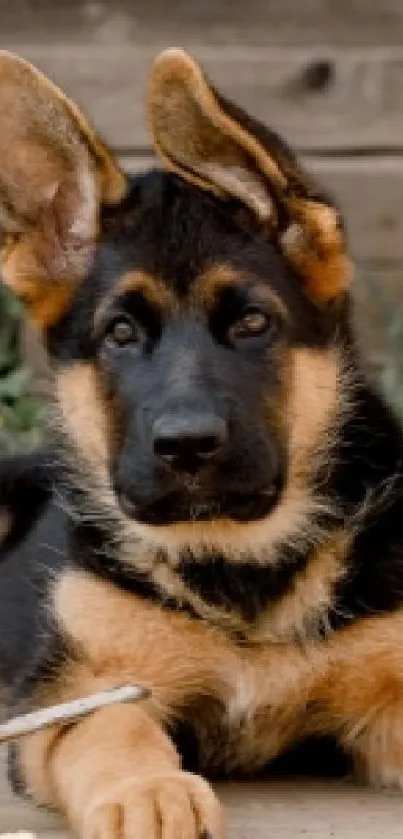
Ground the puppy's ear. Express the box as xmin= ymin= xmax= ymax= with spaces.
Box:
xmin=148 ymin=48 xmax=352 ymax=304
xmin=0 ymin=51 xmax=128 ymax=328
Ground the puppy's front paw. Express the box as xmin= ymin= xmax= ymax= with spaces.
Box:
xmin=83 ymin=771 xmax=224 ymax=839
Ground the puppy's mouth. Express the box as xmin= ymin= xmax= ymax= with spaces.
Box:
xmin=119 ymin=481 xmax=283 ymax=526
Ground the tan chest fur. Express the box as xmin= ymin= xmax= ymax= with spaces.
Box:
xmin=52 ymin=569 xmax=327 ymax=774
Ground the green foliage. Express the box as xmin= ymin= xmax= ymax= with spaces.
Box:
xmin=0 ymin=286 xmax=42 ymax=453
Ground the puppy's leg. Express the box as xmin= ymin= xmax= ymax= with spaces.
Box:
xmin=15 ymin=570 xmax=225 ymax=839
xmin=19 ymin=703 xmax=222 ymax=839
xmin=320 ymin=613 xmax=403 ymax=789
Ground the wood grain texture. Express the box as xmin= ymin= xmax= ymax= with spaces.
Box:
xmin=2 ymin=43 xmax=403 ymax=152
xmin=2 ymin=0 xmax=403 ymax=46
xmin=2 ymin=746 xmax=403 ymax=837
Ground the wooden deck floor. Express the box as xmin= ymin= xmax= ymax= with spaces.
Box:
xmin=2 ymin=746 xmax=403 ymax=838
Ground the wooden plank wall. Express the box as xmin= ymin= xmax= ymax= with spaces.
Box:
xmin=1 ymin=0 xmax=403 ymax=377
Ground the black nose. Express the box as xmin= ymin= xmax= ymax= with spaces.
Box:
xmin=153 ymin=412 xmax=227 ymax=469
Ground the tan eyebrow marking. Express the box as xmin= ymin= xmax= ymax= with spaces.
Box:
xmin=194 ymin=262 xmax=288 ymax=318
xmin=93 ymin=269 xmax=176 ymax=332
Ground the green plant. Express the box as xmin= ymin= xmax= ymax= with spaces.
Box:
xmin=0 ymin=286 xmax=42 ymax=453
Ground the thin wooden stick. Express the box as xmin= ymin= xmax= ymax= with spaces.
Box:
xmin=0 ymin=684 xmax=150 ymax=745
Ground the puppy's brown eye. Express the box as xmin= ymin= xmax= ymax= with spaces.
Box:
xmin=229 ymin=309 xmax=272 ymax=342
xmin=106 ymin=318 xmax=139 ymax=347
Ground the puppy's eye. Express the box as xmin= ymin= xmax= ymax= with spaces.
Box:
xmin=229 ymin=308 xmax=273 ymax=343
xmin=105 ymin=317 xmax=140 ymax=348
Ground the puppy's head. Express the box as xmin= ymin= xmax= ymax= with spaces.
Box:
xmin=0 ymin=49 xmax=353 ymax=559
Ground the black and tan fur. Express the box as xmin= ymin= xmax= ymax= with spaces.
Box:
xmin=1 ymin=47 xmax=403 ymax=839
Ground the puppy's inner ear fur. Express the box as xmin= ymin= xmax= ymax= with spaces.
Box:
xmin=148 ymin=49 xmax=353 ymax=304
xmin=148 ymin=49 xmax=282 ymax=222
xmin=0 ymin=51 xmax=127 ymax=328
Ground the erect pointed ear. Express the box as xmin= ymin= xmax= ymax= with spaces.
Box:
xmin=148 ymin=48 xmax=352 ymax=304
xmin=0 ymin=51 xmax=128 ymax=328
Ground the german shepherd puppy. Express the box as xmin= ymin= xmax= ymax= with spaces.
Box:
xmin=1 ymin=47 xmax=403 ymax=838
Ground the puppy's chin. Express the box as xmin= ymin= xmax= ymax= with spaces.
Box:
xmin=118 ymin=482 xmax=283 ymax=527
xmin=115 ymin=475 xmax=320 ymax=565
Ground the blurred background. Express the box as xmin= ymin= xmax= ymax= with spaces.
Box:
xmin=1 ymin=0 xmax=403 ymax=450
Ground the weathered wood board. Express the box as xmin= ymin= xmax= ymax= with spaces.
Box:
xmin=2 ymin=0 xmax=403 ymax=47
xmin=2 ymin=43 xmax=403 ymax=153
xmin=2 ymin=743 xmax=403 ymax=839
xmin=0 ymin=3 xmax=402 ymax=272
